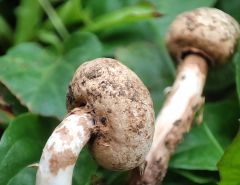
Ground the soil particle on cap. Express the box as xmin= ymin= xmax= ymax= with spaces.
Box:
xmin=85 ymin=66 xmax=102 ymax=80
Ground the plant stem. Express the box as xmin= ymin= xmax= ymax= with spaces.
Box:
xmin=36 ymin=108 xmax=94 ymax=185
xmin=38 ymin=0 xmax=70 ymax=40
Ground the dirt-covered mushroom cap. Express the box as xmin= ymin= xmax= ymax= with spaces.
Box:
xmin=66 ymin=58 xmax=154 ymax=171
xmin=166 ymin=7 xmax=240 ymax=65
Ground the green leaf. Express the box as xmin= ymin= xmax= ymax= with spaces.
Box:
xmin=0 ymin=113 xmax=54 ymax=184
xmin=7 ymin=168 xmax=36 ymax=185
xmin=100 ymin=20 xmax=159 ymax=57
xmin=57 ymin=0 xmax=84 ymax=25
xmin=97 ymin=170 xmax=128 ymax=185
xmin=83 ymin=4 xmax=160 ymax=32
xmin=63 ymin=32 xmax=102 ymax=60
xmin=156 ymin=0 xmax=216 ymax=13
xmin=0 ymin=15 xmax=13 ymax=42
xmin=170 ymin=98 xmax=239 ymax=170
xmin=235 ymin=44 xmax=240 ymax=102
xmin=15 ymin=0 xmax=42 ymax=43
xmin=116 ymin=41 xmax=174 ymax=113
xmin=205 ymin=61 xmax=235 ymax=94
xmin=218 ymin=133 xmax=240 ymax=185
xmin=37 ymin=29 xmax=62 ymax=52
xmin=216 ymin=0 xmax=240 ymax=22
xmin=73 ymin=148 xmax=98 ymax=185
xmin=0 ymin=32 xmax=102 ymax=118
xmin=163 ymin=170 xmax=200 ymax=185
xmin=82 ymin=0 xmax=126 ymax=18
xmin=0 ymin=109 xmax=14 ymax=125
xmin=175 ymin=170 xmax=217 ymax=184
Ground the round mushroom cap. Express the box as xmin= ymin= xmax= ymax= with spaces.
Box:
xmin=166 ymin=7 xmax=240 ymax=65
xmin=66 ymin=58 xmax=154 ymax=171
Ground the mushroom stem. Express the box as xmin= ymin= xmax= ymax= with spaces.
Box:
xmin=132 ymin=54 xmax=208 ymax=185
xmin=36 ymin=108 xmax=94 ymax=185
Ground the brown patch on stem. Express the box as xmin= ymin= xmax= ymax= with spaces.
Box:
xmin=49 ymin=149 xmax=77 ymax=175
xmin=55 ymin=126 xmax=74 ymax=145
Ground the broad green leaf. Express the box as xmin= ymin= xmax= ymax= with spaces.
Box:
xmin=205 ymin=61 xmax=235 ymax=94
xmin=63 ymin=31 xmax=103 ymax=74
xmin=235 ymin=44 xmax=240 ymax=102
xmin=163 ymin=170 xmax=200 ymax=185
xmin=116 ymin=41 xmax=174 ymax=113
xmin=100 ymin=20 xmax=159 ymax=57
xmin=0 ymin=113 xmax=54 ymax=184
xmin=175 ymin=170 xmax=217 ymax=184
xmin=170 ymin=98 xmax=239 ymax=170
xmin=15 ymin=0 xmax=42 ymax=43
xmin=7 ymin=168 xmax=36 ymax=185
xmin=73 ymin=148 xmax=98 ymax=185
xmin=0 ymin=32 xmax=102 ymax=118
xmin=216 ymin=0 xmax=240 ymax=22
xmin=63 ymin=32 xmax=102 ymax=59
xmin=218 ymin=133 xmax=240 ymax=185
xmin=0 ymin=109 xmax=14 ymax=125
xmin=0 ymin=44 xmax=66 ymax=118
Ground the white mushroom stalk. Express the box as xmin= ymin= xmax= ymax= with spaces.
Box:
xmin=36 ymin=108 xmax=94 ymax=185
xmin=140 ymin=55 xmax=207 ymax=184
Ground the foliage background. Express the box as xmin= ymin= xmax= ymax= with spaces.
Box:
xmin=0 ymin=0 xmax=240 ymax=184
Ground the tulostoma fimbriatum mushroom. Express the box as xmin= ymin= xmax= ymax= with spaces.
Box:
xmin=131 ymin=7 xmax=240 ymax=185
xmin=36 ymin=58 xmax=155 ymax=185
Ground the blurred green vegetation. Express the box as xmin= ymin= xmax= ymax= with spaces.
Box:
xmin=0 ymin=0 xmax=240 ymax=184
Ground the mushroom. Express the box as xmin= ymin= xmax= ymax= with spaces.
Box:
xmin=131 ymin=7 xmax=240 ymax=185
xmin=36 ymin=58 xmax=155 ymax=185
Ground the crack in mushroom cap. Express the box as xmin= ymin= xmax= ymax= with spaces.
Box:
xmin=166 ymin=7 xmax=240 ymax=65
xmin=66 ymin=58 xmax=155 ymax=171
